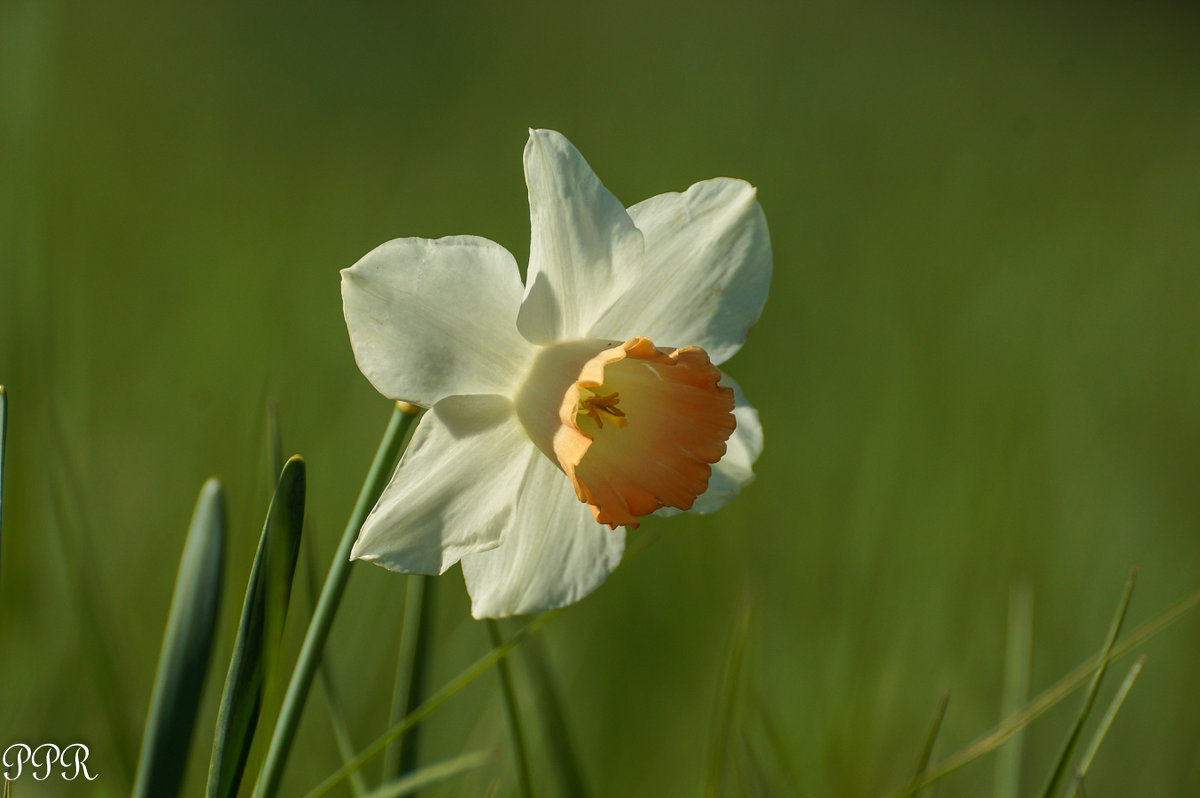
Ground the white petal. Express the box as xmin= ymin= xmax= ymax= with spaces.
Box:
xmin=342 ymin=235 xmax=534 ymax=407
xmin=460 ymin=453 xmax=626 ymax=618
xmin=351 ymin=395 xmax=538 ymax=575
xmin=517 ymin=129 xmax=644 ymax=344
xmin=589 ymin=178 xmax=771 ymax=365
xmin=658 ymin=372 xmax=763 ymax=517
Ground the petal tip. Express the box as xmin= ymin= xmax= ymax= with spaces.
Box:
xmin=348 ymin=535 xmax=370 ymax=562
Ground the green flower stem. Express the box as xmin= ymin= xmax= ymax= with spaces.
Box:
xmin=254 ymin=404 xmax=418 ymax=798
xmin=488 ymin=619 xmax=535 ymax=798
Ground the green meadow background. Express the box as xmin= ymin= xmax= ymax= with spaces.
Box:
xmin=3 ymin=0 xmax=1199 ymax=795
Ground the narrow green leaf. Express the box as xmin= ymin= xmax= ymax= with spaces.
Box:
xmin=384 ymin=575 xmax=437 ymax=780
xmin=303 ymin=608 xmax=565 ymax=798
xmin=1068 ymin=655 xmax=1146 ymax=798
xmin=488 ymin=619 xmax=535 ymax=798
xmin=133 ymin=479 xmax=227 ymax=798
xmin=254 ymin=404 xmax=419 ymax=798
xmin=1038 ymin=568 xmax=1137 ymax=798
xmin=207 ymin=457 xmax=306 ymax=798
xmin=262 ymin=457 xmax=306 ymax=716
xmin=909 ymin=691 xmax=950 ymax=793
xmin=361 ymin=750 xmax=493 ymax=798
xmin=995 ymin=582 xmax=1034 ymax=798
xmin=702 ymin=597 xmax=754 ymax=798
xmin=521 ymin=635 xmax=590 ymax=798
xmin=896 ymin=578 xmax=1200 ymax=797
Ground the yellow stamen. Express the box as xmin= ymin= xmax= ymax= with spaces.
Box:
xmin=578 ymin=388 xmax=628 ymax=429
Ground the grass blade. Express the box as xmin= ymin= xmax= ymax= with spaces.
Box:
xmin=1037 ymin=568 xmax=1137 ymax=798
xmin=384 ymin=575 xmax=437 ymax=779
xmin=1068 ymin=655 xmax=1146 ymax=798
xmin=995 ymin=582 xmax=1034 ymax=798
xmin=303 ymin=608 xmax=565 ymax=798
xmin=896 ymin=575 xmax=1199 ymax=797
xmin=254 ymin=404 xmax=418 ymax=798
xmin=702 ymin=596 xmax=754 ymax=798
xmin=207 ymin=457 xmax=306 ymax=798
xmin=361 ymin=750 xmax=493 ymax=798
xmin=133 ymin=479 xmax=227 ymax=798
xmin=909 ymin=691 xmax=950 ymax=792
xmin=521 ymin=635 xmax=590 ymax=798
xmin=487 ymin=619 xmax=534 ymax=798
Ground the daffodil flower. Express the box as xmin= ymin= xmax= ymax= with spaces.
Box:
xmin=342 ymin=130 xmax=770 ymax=618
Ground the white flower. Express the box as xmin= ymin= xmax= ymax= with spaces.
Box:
xmin=342 ymin=129 xmax=770 ymax=618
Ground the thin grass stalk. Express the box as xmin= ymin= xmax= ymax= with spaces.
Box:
xmin=253 ymin=404 xmax=418 ymax=798
xmin=909 ymin=692 xmax=950 ymax=793
xmin=749 ymin=687 xmax=801 ymax=794
xmin=733 ymin=729 xmax=774 ymax=798
xmin=702 ymin=598 xmax=754 ymax=798
xmin=321 ymin=666 xmax=368 ymax=796
xmin=303 ymin=608 xmax=565 ymax=798
xmin=488 ymin=619 xmax=535 ymax=798
xmin=521 ymin=635 xmax=590 ymax=798
xmin=46 ymin=417 xmax=138 ymax=782
xmin=361 ymin=750 xmax=493 ymax=798
xmin=995 ymin=582 xmax=1033 ymax=798
xmin=1037 ymin=569 xmax=1137 ymax=798
xmin=895 ymin=580 xmax=1200 ymax=797
xmin=1067 ymin=655 xmax=1146 ymax=798
xmin=384 ymin=574 xmax=436 ymax=780
xmin=301 ymin=520 xmax=368 ymax=796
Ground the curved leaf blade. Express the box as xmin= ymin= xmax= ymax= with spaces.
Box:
xmin=133 ymin=478 xmax=227 ymax=798
xmin=207 ymin=456 xmax=306 ymax=798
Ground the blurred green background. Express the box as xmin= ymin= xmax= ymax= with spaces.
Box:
xmin=3 ymin=0 xmax=1200 ymax=795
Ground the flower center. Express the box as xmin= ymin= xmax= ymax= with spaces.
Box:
xmin=577 ymin=388 xmax=628 ymax=430
xmin=515 ymin=337 xmax=735 ymax=529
